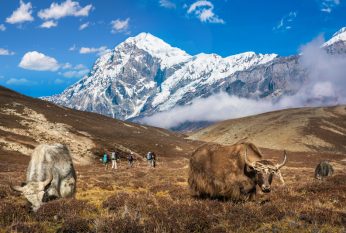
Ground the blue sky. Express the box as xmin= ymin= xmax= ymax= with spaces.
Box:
xmin=0 ymin=0 xmax=345 ymax=97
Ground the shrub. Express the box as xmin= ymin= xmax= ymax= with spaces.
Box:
xmin=93 ymin=217 xmax=143 ymax=233
xmin=0 ymin=201 xmax=30 ymax=227
xmin=57 ymin=217 xmax=91 ymax=233
xmin=35 ymin=199 xmax=97 ymax=222
xmin=102 ymin=192 xmax=130 ymax=212
xmin=260 ymin=202 xmax=286 ymax=221
xmin=299 ymin=208 xmax=346 ymax=226
xmin=9 ymin=222 xmax=45 ymax=233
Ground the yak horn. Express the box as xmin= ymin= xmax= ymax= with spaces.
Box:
xmin=276 ymin=150 xmax=287 ymax=170
xmin=244 ymin=147 xmax=255 ymax=167
xmin=41 ymin=174 xmax=53 ymax=188
xmin=10 ymin=185 xmax=24 ymax=192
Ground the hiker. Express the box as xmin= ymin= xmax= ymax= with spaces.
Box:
xmin=146 ymin=151 xmax=156 ymax=168
xmin=146 ymin=151 xmax=153 ymax=167
xmin=151 ymin=152 xmax=156 ymax=168
xmin=103 ymin=152 xmax=109 ymax=170
xmin=128 ymin=152 xmax=134 ymax=167
xmin=111 ymin=151 xmax=118 ymax=170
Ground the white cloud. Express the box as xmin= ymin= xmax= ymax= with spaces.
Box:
xmin=62 ymin=63 xmax=72 ymax=69
xmin=69 ymin=44 xmax=77 ymax=51
xmin=74 ymin=64 xmax=87 ymax=70
xmin=111 ymin=18 xmax=130 ymax=34
xmin=54 ymin=78 xmax=65 ymax=84
xmin=38 ymin=0 xmax=93 ymax=20
xmin=273 ymin=11 xmax=297 ymax=31
xmin=295 ymin=36 xmax=346 ymax=104
xmin=79 ymin=22 xmax=89 ymax=30
xmin=319 ymin=0 xmax=340 ymax=13
xmin=6 ymin=0 xmax=34 ymax=24
xmin=187 ymin=1 xmax=225 ymax=24
xmin=141 ymin=36 xmax=346 ymax=129
xmin=0 ymin=48 xmax=15 ymax=56
xmin=141 ymin=93 xmax=277 ymax=128
xmin=6 ymin=78 xmax=36 ymax=86
xmin=0 ymin=24 xmax=6 ymax=31
xmin=39 ymin=20 xmax=58 ymax=28
xmin=61 ymin=69 xmax=89 ymax=78
xmin=79 ymin=46 xmax=110 ymax=56
xmin=19 ymin=51 xmax=60 ymax=71
xmin=59 ymin=63 xmax=89 ymax=78
xmin=159 ymin=0 xmax=176 ymax=9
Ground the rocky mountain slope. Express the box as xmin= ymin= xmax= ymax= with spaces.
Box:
xmin=40 ymin=35 xmax=277 ymax=119
xmin=0 ymin=86 xmax=197 ymax=165
xmin=189 ymin=105 xmax=346 ymax=154
xmin=45 ymin=27 xmax=346 ymax=128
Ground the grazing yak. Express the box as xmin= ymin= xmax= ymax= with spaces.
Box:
xmin=315 ymin=161 xmax=334 ymax=180
xmin=188 ymin=142 xmax=287 ymax=201
xmin=11 ymin=144 xmax=76 ymax=211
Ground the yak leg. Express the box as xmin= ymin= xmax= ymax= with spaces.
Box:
xmin=45 ymin=169 xmax=59 ymax=199
xmin=249 ymin=187 xmax=258 ymax=201
xmin=239 ymin=179 xmax=257 ymax=201
xmin=276 ymin=170 xmax=285 ymax=185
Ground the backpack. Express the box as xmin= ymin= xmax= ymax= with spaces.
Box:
xmin=147 ymin=152 xmax=152 ymax=160
xmin=103 ymin=154 xmax=108 ymax=163
xmin=111 ymin=152 xmax=116 ymax=160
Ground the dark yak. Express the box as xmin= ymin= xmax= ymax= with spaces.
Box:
xmin=188 ymin=142 xmax=287 ymax=201
xmin=11 ymin=144 xmax=76 ymax=211
xmin=315 ymin=161 xmax=334 ymax=180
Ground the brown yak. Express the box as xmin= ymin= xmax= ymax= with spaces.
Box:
xmin=188 ymin=142 xmax=287 ymax=201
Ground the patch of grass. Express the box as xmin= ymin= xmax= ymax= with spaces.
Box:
xmin=1 ymin=162 xmax=345 ymax=232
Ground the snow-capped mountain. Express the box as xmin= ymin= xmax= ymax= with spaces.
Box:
xmin=323 ymin=27 xmax=346 ymax=55
xmin=45 ymin=29 xmax=346 ymax=126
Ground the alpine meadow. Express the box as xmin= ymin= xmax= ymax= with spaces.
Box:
xmin=0 ymin=1 xmax=345 ymax=232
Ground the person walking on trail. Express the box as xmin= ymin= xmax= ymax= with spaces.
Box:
xmin=146 ymin=151 xmax=156 ymax=168
xmin=128 ymin=152 xmax=134 ymax=168
xmin=146 ymin=151 xmax=153 ymax=167
xmin=151 ymin=152 xmax=156 ymax=168
xmin=103 ymin=152 xmax=109 ymax=170
xmin=111 ymin=151 xmax=118 ymax=170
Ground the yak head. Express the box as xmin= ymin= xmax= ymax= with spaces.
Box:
xmin=10 ymin=175 xmax=52 ymax=211
xmin=244 ymin=149 xmax=287 ymax=193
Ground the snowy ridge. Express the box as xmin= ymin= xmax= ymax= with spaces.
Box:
xmin=323 ymin=27 xmax=346 ymax=47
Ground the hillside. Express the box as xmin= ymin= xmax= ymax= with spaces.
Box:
xmin=0 ymin=86 xmax=197 ymax=165
xmin=189 ymin=106 xmax=346 ymax=154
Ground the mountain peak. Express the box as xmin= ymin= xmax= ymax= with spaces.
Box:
xmin=119 ymin=32 xmax=191 ymax=68
xmin=125 ymin=32 xmax=165 ymax=45
xmin=323 ymin=27 xmax=346 ymax=47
